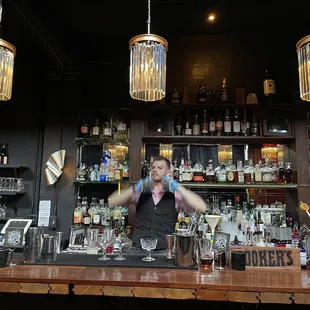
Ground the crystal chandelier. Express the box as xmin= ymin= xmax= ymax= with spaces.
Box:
xmin=129 ymin=0 xmax=168 ymax=102
xmin=0 ymin=2 xmax=16 ymax=101
xmin=296 ymin=35 xmax=310 ymax=102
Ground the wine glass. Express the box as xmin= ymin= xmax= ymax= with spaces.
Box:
xmin=98 ymin=229 xmax=114 ymax=261
xmin=114 ymin=237 xmax=127 ymax=261
xmin=8 ymin=248 xmax=16 ymax=267
xmin=140 ymin=238 xmax=157 ymax=261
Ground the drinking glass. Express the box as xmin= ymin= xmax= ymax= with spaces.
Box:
xmin=114 ymin=237 xmax=127 ymax=261
xmin=198 ymin=238 xmax=213 ymax=269
xmin=8 ymin=248 xmax=16 ymax=267
xmin=140 ymin=238 xmax=157 ymax=261
xmin=98 ymin=229 xmax=114 ymax=261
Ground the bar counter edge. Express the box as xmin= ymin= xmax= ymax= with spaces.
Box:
xmin=0 ymin=264 xmax=309 ymax=304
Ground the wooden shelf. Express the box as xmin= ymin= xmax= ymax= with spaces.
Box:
xmin=142 ymin=135 xmax=295 ymax=145
xmin=181 ymin=182 xmax=298 ymax=189
xmin=75 ymin=137 xmax=129 ymax=146
xmin=131 ymin=102 xmax=294 ymax=112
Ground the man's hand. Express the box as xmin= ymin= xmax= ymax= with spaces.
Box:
xmin=162 ymin=176 xmax=179 ymax=192
xmin=134 ymin=176 xmax=153 ymax=193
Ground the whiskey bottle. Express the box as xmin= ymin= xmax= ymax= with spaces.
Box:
xmin=220 ymin=77 xmax=228 ymax=102
xmin=263 ymin=62 xmax=276 ymax=104
xmin=209 ymin=116 xmax=216 ymax=136
xmin=197 ymin=77 xmax=207 ymax=103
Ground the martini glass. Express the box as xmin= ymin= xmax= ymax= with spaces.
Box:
xmin=205 ymin=215 xmax=221 ymax=241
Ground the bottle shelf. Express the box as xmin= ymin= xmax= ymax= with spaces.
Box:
xmin=0 ymin=217 xmax=28 ymax=222
xmin=75 ymin=137 xmax=129 ymax=146
xmin=131 ymin=102 xmax=294 ymax=112
xmin=0 ymin=191 xmax=26 ymax=196
xmin=74 ymin=180 xmax=128 ymax=185
xmin=181 ymin=182 xmax=298 ymax=189
xmin=0 ymin=164 xmax=28 ymax=169
xmin=142 ymin=135 xmax=295 ymax=145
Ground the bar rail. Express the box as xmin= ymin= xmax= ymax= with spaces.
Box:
xmin=0 ymin=265 xmax=310 ymax=304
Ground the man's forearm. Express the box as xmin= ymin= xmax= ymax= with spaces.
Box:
xmin=176 ymin=185 xmax=207 ymax=213
xmin=108 ymin=186 xmax=134 ymax=206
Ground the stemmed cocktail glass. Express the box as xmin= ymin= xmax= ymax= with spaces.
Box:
xmin=140 ymin=238 xmax=157 ymax=261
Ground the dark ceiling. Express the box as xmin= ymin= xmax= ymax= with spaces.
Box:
xmin=2 ymin=0 xmax=310 ymax=75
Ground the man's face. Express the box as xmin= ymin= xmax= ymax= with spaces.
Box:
xmin=151 ymin=160 xmax=169 ymax=182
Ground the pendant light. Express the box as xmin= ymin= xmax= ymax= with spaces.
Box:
xmin=129 ymin=0 xmax=168 ymax=102
xmin=296 ymin=35 xmax=310 ymax=102
xmin=0 ymin=1 xmax=16 ymax=101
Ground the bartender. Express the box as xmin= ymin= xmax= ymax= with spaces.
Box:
xmin=108 ymin=155 xmax=207 ymax=249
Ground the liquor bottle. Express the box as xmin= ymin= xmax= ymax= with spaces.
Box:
xmin=299 ymin=240 xmax=307 ymax=269
xmin=184 ymin=111 xmax=192 ymax=135
xmin=241 ymin=109 xmax=250 ymax=136
xmin=209 ymin=116 xmax=216 ymax=136
xmin=192 ymin=115 xmax=201 ymax=135
xmin=197 ymin=77 xmax=207 ymax=103
xmin=223 ymin=109 xmax=231 ymax=136
xmin=171 ymin=88 xmax=180 ymax=104
xmin=232 ymin=109 xmax=241 ymax=136
xmin=122 ymin=154 xmax=129 ymax=181
xmin=278 ymin=161 xmax=285 ymax=183
xmin=201 ymin=110 xmax=208 ymax=136
xmin=83 ymin=207 xmax=91 ymax=227
xmin=73 ymin=197 xmax=83 ymax=226
xmin=220 ymin=77 xmax=228 ymax=102
xmin=284 ymin=162 xmax=293 ymax=184
xmin=215 ymin=114 xmax=223 ymax=136
xmin=91 ymin=119 xmax=100 ymax=137
xmin=80 ymin=120 xmax=89 ymax=137
xmin=291 ymin=221 xmax=301 ymax=248
xmin=263 ymin=62 xmax=276 ymax=103
xmin=251 ymin=114 xmax=259 ymax=136
xmin=175 ymin=115 xmax=182 ymax=135
xmin=0 ymin=143 xmax=8 ymax=164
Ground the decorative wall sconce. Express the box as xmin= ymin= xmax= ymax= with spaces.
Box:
xmin=45 ymin=150 xmax=66 ymax=185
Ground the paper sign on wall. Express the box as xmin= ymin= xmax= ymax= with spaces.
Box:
xmin=38 ymin=200 xmax=51 ymax=227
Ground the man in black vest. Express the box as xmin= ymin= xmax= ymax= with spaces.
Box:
xmin=108 ymin=155 xmax=207 ymax=250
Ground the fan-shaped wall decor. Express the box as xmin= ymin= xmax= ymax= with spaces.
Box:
xmin=45 ymin=150 xmax=66 ymax=185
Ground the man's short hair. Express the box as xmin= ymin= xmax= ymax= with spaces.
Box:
xmin=151 ymin=155 xmax=171 ymax=168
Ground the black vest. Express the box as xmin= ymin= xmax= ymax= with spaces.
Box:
xmin=132 ymin=191 xmax=178 ymax=250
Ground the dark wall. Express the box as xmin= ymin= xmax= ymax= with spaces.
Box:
xmin=165 ymin=33 xmax=299 ymax=104
xmin=0 ymin=48 xmax=46 ymax=222
xmin=0 ymin=27 xmax=307 ymax=233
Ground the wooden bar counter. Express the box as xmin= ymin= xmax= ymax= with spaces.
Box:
xmin=0 ymin=264 xmax=309 ymax=304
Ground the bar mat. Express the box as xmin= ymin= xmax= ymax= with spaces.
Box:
xmin=22 ymin=253 xmax=198 ymax=270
